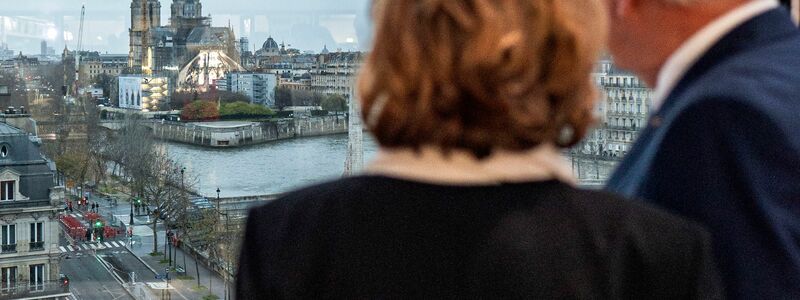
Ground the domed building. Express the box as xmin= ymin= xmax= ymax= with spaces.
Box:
xmin=255 ymin=37 xmax=280 ymax=57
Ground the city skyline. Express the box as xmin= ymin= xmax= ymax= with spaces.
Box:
xmin=0 ymin=0 xmax=372 ymax=55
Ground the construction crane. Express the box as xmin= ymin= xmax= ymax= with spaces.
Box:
xmin=73 ymin=5 xmax=85 ymax=100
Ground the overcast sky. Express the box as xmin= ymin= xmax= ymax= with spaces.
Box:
xmin=1 ymin=0 xmax=372 ymax=54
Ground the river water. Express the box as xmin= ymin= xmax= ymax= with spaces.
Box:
xmin=166 ymin=134 xmax=379 ymax=197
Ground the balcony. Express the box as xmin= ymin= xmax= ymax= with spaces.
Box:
xmin=0 ymin=281 xmax=71 ymax=300
xmin=605 ymin=125 xmax=639 ymax=131
xmin=28 ymin=241 xmax=44 ymax=252
xmin=1 ymin=244 xmax=16 ymax=253
xmin=0 ymin=199 xmax=52 ymax=210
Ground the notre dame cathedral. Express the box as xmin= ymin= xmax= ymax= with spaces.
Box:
xmin=129 ymin=0 xmax=242 ymax=90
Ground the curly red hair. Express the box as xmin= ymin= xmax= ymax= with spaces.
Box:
xmin=359 ymin=0 xmax=607 ymax=158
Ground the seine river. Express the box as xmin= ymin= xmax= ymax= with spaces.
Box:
xmin=165 ymin=134 xmax=379 ymax=197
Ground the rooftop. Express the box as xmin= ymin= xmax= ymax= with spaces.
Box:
xmin=0 ymin=121 xmax=23 ymax=135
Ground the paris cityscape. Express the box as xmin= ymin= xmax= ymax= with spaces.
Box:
xmin=0 ymin=1 xmax=652 ymax=299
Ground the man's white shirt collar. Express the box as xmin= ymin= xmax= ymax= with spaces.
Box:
xmin=651 ymin=0 xmax=779 ymax=112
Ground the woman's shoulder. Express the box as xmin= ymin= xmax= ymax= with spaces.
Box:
xmin=561 ymin=188 xmax=720 ymax=298
xmin=562 ymin=187 xmax=709 ymax=239
xmin=249 ymin=176 xmax=392 ymax=216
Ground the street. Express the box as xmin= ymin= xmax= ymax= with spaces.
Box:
xmin=60 ymin=251 xmax=133 ymax=300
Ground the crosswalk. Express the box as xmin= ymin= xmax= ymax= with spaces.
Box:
xmin=59 ymin=241 xmax=127 ymax=253
xmin=67 ymin=213 xmax=84 ymax=219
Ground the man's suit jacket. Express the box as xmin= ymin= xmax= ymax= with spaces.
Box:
xmin=607 ymin=8 xmax=800 ymax=300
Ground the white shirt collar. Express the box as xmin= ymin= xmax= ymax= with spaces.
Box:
xmin=651 ymin=0 xmax=779 ymax=112
xmin=364 ymin=144 xmax=576 ymax=186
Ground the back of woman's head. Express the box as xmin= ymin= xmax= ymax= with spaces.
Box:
xmin=359 ymin=0 xmax=608 ymax=158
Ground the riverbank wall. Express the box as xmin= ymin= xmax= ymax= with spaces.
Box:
xmin=149 ymin=115 xmax=348 ymax=147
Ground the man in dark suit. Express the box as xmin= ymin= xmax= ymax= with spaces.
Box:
xmin=603 ymin=0 xmax=800 ymax=298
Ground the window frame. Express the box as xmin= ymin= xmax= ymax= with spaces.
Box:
xmin=28 ymin=264 xmax=44 ymax=291
xmin=0 ymin=180 xmax=14 ymax=201
xmin=1 ymin=266 xmax=16 ymax=292
xmin=29 ymin=222 xmax=44 ymax=251
xmin=1 ymin=224 xmax=16 ymax=253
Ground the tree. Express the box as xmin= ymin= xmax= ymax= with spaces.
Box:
xmin=218 ymin=91 xmax=251 ymax=104
xmin=292 ymin=89 xmax=313 ymax=106
xmin=55 ymin=145 xmax=92 ymax=196
xmin=140 ymin=146 xmax=181 ymax=255
xmin=171 ymin=91 xmax=198 ymax=110
xmin=321 ymin=94 xmax=348 ymax=114
xmin=191 ymin=207 xmax=238 ymax=297
xmin=310 ymin=92 xmax=325 ymax=107
xmin=274 ymin=86 xmax=292 ymax=110
xmin=192 ymin=209 xmax=223 ymax=293
xmin=108 ymin=114 xmax=193 ymax=259
xmin=219 ymin=101 xmax=274 ymax=119
xmin=180 ymin=100 xmax=219 ymax=121
xmin=91 ymin=73 xmax=117 ymax=99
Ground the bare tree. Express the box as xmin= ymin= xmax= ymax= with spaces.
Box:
xmin=140 ymin=145 xmax=182 ymax=255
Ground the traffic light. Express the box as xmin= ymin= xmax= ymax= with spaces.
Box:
xmin=60 ymin=275 xmax=69 ymax=287
xmin=94 ymin=221 xmax=103 ymax=228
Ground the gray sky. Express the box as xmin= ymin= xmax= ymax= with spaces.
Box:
xmin=1 ymin=0 xmax=372 ymax=54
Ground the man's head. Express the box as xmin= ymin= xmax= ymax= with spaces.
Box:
xmin=604 ymin=0 xmax=748 ymax=86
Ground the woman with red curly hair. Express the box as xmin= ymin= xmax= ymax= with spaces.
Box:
xmin=237 ymin=0 xmax=722 ymax=298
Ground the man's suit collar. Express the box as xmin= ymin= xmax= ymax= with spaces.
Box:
xmin=658 ymin=8 xmax=798 ymax=118
xmin=606 ymin=8 xmax=798 ymax=195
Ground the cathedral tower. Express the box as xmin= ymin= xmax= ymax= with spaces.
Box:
xmin=171 ymin=0 xmax=203 ymax=26
xmin=129 ymin=0 xmax=162 ymax=70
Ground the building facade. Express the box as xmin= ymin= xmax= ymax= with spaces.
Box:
xmin=220 ymin=73 xmax=278 ymax=107
xmin=309 ymin=52 xmax=363 ymax=99
xmin=118 ymin=75 xmax=171 ymax=111
xmin=79 ymin=53 xmax=128 ymax=82
xmin=575 ymin=59 xmax=653 ymax=158
xmin=0 ymin=114 xmax=67 ymax=299
xmin=595 ymin=60 xmax=652 ymax=157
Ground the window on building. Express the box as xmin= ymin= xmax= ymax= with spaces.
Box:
xmin=1 ymin=181 xmax=14 ymax=201
xmin=0 ymin=145 xmax=8 ymax=158
xmin=29 ymin=222 xmax=44 ymax=251
xmin=1 ymin=225 xmax=15 ymax=253
xmin=29 ymin=264 xmax=44 ymax=290
xmin=1 ymin=267 xmax=16 ymax=292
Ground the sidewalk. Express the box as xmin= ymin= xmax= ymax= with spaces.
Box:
xmin=91 ymin=189 xmax=231 ymax=300
xmin=134 ymin=243 xmax=231 ymax=300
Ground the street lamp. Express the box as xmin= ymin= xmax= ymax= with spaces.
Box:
xmin=129 ymin=197 xmax=134 ymax=226
xmin=215 ymin=187 xmax=231 ymax=300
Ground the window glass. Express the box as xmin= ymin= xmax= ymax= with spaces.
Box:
xmin=1 ymin=224 xmax=16 ymax=253
xmin=28 ymin=264 xmax=44 ymax=290
xmin=0 ymin=181 xmax=14 ymax=201
xmin=0 ymin=0 xmax=675 ymax=297
xmin=1 ymin=267 xmax=16 ymax=292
